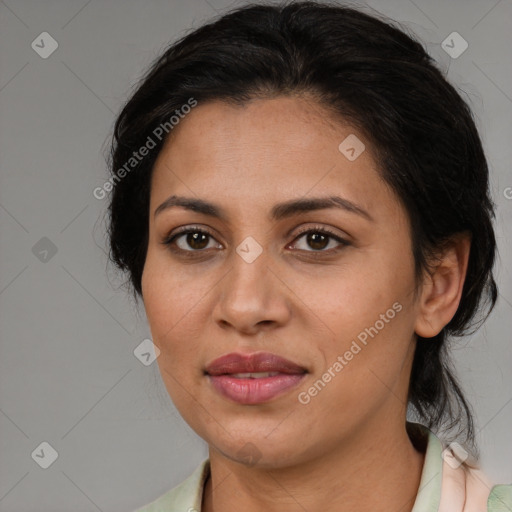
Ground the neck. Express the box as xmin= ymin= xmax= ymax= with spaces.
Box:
xmin=202 ymin=418 xmax=426 ymax=512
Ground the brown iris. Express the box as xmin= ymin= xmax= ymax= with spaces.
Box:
xmin=307 ymin=232 xmax=329 ymax=250
xmin=187 ymin=232 xmax=209 ymax=250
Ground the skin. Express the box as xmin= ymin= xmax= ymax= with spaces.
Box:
xmin=141 ymin=95 xmax=470 ymax=512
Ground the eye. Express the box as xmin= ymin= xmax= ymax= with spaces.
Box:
xmin=289 ymin=226 xmax=349 ymax=253
xmin=162 ymin=227 xmax=222 ymax=253
xmin=161 ymin=225 xmax=350 ymax=256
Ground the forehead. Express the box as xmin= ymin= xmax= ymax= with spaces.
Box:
xmin=157 ymin=95 xmax=355 ymax=156
xmin=149 ymin=96 xmax=394 ymax=219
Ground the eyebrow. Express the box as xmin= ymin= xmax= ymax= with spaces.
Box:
xmin=154 ymin=195 xmax=373 ymax=222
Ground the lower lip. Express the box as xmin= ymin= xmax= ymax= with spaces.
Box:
xmin=208 ymin=373 xmax=306 ymax=404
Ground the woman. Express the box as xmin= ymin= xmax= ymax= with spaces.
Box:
xmin=106 ymin=2 xmax=511 ymax=511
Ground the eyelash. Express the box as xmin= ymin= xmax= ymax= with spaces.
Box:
xmin=161 ymin=224 xmax=350 ymax=257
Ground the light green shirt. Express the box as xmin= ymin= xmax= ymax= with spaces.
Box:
xmin=135 ymin=424 xmax=512 ymax=511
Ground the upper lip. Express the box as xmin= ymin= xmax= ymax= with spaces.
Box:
xmin=205 ymin=352 xmax=307 ymax=376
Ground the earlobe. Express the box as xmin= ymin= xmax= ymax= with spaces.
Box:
xmin=414 ymin=234 xmax=471 ymax=338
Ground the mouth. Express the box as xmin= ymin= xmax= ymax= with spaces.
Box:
xmin=204 ymin=352 xmax=307 ymax=405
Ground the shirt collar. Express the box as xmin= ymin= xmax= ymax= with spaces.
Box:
xmin=147 ymin=422 xmax=444 ymax=511
xmin=408 ymin=422 xmax=443 ymax=512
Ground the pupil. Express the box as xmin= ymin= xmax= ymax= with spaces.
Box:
xmin=188 ymin=232 xmax=208 ymax=250
xmin=308 ymin=233 xmax=328 ymax=250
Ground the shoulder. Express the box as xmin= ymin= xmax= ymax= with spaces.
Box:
xmin=134 ymin=459 xmax=210 ymax=512
xmin=441 ymin=444 xmax=511 ymax=512
xmin=407 ymin=423 xmax=511 ymax=512
xmin=487 ymin=483 xmax=512 ymax=512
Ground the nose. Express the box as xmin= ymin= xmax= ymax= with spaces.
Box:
xmin=212 ymin=248 xmax=292 ymax=336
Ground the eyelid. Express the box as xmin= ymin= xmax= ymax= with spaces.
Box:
xmin=161 ymin=224 xmax=222 ymax=247
xmin=288 ymin=224 xmax=350 ymax=251
xmin=291 ymin=223 xmax=349 ymax=241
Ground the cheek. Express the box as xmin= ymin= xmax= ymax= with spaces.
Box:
xmin=142 ymin=249 xmax=204 ymax=340
xmin=299 ymin=304 xmax=415 ymax=442
xmin=299 ymin=249 xmax=417 ymax=395
xmin=141 ymin=251 xmax=220 ymax=395
xmin=141 ymin=262 xmax=203 ymax=412
xmin=299 ymin=250 xmax=414 ymax=338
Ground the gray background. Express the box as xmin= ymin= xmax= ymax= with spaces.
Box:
xmin=0 ymin=0 xmax=511 ymax=510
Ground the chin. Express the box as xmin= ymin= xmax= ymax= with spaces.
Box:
xmin=208 ymin=430 xmax=309 ymax=469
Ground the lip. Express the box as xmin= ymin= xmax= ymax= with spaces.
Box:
xmin=205 ymin=352 xmax=307 ymax=375
xmin=205 ymin=352 xmax=307 ymax=405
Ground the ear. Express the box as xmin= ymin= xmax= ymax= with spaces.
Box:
xmin=414 ymin=234 xmax=471 ymax=338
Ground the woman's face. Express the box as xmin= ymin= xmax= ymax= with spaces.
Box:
xmin=141 ymin=96 xmax=422 ymax=467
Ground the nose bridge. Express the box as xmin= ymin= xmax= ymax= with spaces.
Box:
xmin=226 ymin=243 xmax=272 ymax=307
xmin=214 ymin=240 xmax=290 ymax=332
xmin=228 ymin=231 xmax=271 ymax=291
